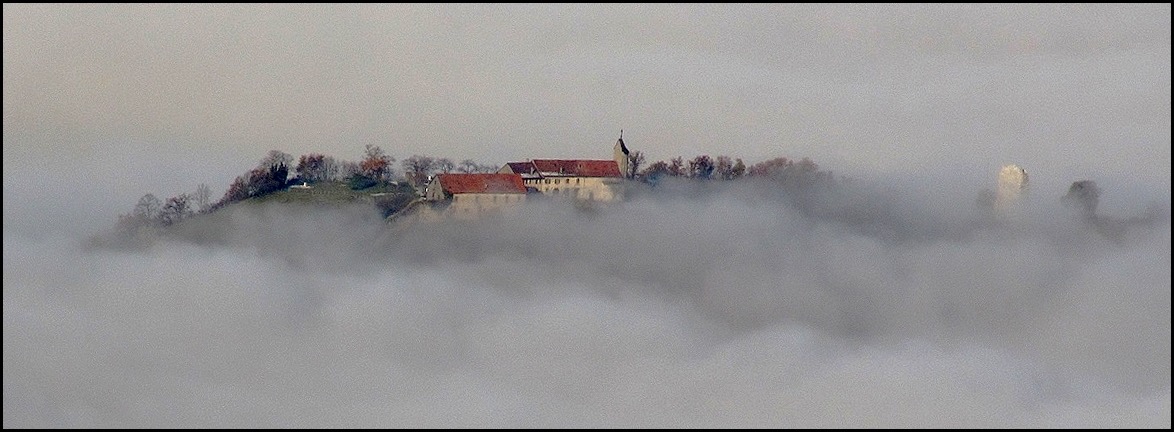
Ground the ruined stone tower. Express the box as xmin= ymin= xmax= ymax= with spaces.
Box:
xmin=995 ymin=164 xmax=1028 ymax=211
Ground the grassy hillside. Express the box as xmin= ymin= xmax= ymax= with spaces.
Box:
xmin=248 ymin=181 xmax=412 ymax=206
xmin=92 ymin=180 xmax=419 ymax=249
xmin=244 ymin=180 xmax=421 ymax=220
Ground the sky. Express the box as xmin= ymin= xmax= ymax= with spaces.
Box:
xmin=4 ymin=4 xmax=1170 ymax=226
xmin=3 ymin=3 xmax=1171 ymax=428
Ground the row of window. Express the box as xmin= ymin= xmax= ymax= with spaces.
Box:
xmin=524 ymin=178 xmax=586 ymax=185
xmin=456 ymin=195 xmax=521 ymax=203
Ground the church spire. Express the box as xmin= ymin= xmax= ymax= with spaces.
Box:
xmin=614 ymin=129 xmax=631 ymax=178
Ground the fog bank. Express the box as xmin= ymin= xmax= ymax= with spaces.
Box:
xmin=5 ymin=177 xmax=1169 ymax=427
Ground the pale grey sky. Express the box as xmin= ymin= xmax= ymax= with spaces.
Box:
xmin=4 ymin=4 xmax=1170 ymax=224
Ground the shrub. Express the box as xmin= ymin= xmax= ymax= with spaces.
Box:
xmin=348 ymin=174 xmax=378 ymax=190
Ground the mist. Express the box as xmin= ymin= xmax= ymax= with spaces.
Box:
xmin=4 ymin=3 xmax=1170 ymax=428
xmin=5 ymin=172 xmax=1170 ymax=428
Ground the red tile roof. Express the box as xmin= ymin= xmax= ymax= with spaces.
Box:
xmin=531 ymin=159 xmax=621 ymax=177
xmin=437 ymin=173 xmax=527 ymax=194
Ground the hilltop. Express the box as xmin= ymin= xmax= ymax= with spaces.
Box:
xmin=104 ymin=140 xmax=1167 ymax=253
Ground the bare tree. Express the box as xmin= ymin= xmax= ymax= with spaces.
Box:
xmin=667 ymin=157 xmax=686 ymax=176
xmin=731 ymin=158 xmax=746 ymax=179
xmin=321 ymin=155 xmax=340 ymax=181
xmin=626 ymin=150 xmax=645 ymax=179
xmin=159 ymin=193 xmax=193 ymax=226
xmin=640 ymin=160 xmax=669 ymax=178
xmin=688 ymin=155 xmax=715 ymax=179
xmin=260 ymin=150 xmax=293 ymax=170
xmin=255 ymin=150 xmax=293 ymax=187
xmin=340 ymin=160 xmax=362 ymax=180
xmin=458 ymin=159 xmax=479 ymax=173
xmin=402 ymin=155 xmax=436 ymax=187
xmin=715 ymin=155 xmax=734 ymax=180
xmin=193 ymin=183 xmax=211 ymax=213
xmin=296 ymin=153 xmax=329 ymax=182
xmin=217 ymin=176 xmax=250 ymax=208
xmin=435 ymin=158 xmax=455 ymax=174
xmin=749 ymin=156 xmax=833 ymax=188
xmin=133 ymin=193 xmax=162 ymax=221
xmin=748 ymin=157 xmax=792 ymax=177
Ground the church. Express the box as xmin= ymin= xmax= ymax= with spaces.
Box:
xmin=496 ymin=132 xmax=632 ymax=203
xmin=411 ymin=133 xmax=634 ymax=222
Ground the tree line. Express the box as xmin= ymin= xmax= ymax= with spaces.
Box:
xmin=629 ymin=151 xmax=834 ymax=187
xmin=117 ymin=145 xmax=500 ymax=231
xmin=117 ymin=144 xmax=837 ymax=232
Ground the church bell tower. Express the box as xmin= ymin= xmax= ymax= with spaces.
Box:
xmin=614 ymin=130 xmax=630 ymax=178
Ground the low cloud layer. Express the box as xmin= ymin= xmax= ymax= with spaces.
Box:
xmin=4 ymin=177 xmax=1169 ymax=428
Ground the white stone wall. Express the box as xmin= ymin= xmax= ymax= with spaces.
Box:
xmin=522 ymin=176 xmax=622 ymax=202
xmin=449 ymin=193 xmax=526 ymax=220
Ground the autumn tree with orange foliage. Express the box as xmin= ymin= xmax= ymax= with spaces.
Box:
xmin=360 ymin=144 xmax=395 ymax=182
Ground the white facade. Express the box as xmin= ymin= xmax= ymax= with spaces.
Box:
xmin=422 ymin=174 xmax=528 ymax=221
xmin=449 ymin=193 xmax=525 ymax=220
xmin=522 ymin=176 xmax=623 ymax=202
